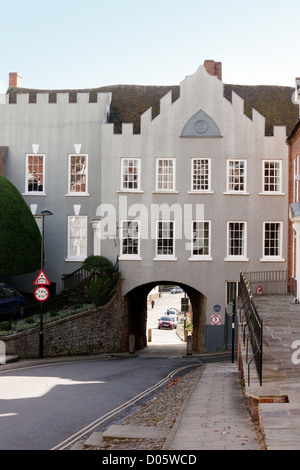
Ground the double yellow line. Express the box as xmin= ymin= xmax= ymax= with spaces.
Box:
xmin=51 ymin=363 xmax=203 ymax=450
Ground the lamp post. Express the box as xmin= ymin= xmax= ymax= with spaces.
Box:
xmin=39 ymin=209 xmax=53 ymax=358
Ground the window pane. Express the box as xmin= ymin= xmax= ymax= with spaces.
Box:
xmin=157 ymin=221 xmax=174 ymax=255
xmin=192 ymin=221 xmax=210 ymax=255
xmin=27 ymin=154 xmax=44 ymax=192
xmin=264 ymin=161 xmax=280 ymax=192
xmin=69 ymin=217 xmax=87 ymax=258
xmin=122 ymin=159 xmax=140 ymax=190
xmin=70 ymin=155 xmax=87 ymax=193
xmin=264 ymin=222 xmax=280 ymax=256
xmin=192 ymin=159 xmax=209 ymax=191
xmin=228 ymin=160 xmax=245 ymax=192
xmin=228 ymin=222 xmax=245 ymax=256
xmin=157 ymin=159 xmax=174 ymax=191
xmin=121 ymin=221 xmax=139 ymax=255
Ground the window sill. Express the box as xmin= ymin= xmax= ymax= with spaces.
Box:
xmin=119 ymin=256 xmax=142 ymax=261
xmin=188 ymin=191 xmax=214 ymax=195
xmin=153 ymin=257 xmax=177 ymax=261
xmin=259 ymin=192 xmax=285 ymax=196
xmin=65 ymin=257 xmax=86 ymax=262
xmin=223 ymin=192 xmax=250 ymax=196
xmin=117 ymin=190 xmax=144 ymax=194
xmin=189 ymin=257 xmax=213 ymax=261
xmin=65 ymin=193 xmax=90 ymax=197
xmin=23 ymin=192 xmax=46 ymax=196
xmin=224 ymin=257 xmax=249 ymax=262
xmin=152 ymin=191 xmax=178 ymax=194
xmin=260 ymin=257 xmax=285 ymax=262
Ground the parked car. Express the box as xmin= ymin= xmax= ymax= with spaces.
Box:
xmin=158 ymin=316 xmax=174 ymax=330
xmin=0 ymin=283 xmax=26 ymax=319
xmin=170 ymin=286 xmax=183 ymax=294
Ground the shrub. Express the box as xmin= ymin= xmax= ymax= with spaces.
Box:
xmin=82 ymin=255 xmax=114 ymax=274
xmin=0 ymin=321 xmax=11 ymax=331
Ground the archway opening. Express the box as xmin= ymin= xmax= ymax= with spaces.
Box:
xmin=124 ymin=281 xmax=206 ymax=353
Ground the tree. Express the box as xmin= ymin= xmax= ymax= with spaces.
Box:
xmin=0 ymin=176 xmax=41 ymax=277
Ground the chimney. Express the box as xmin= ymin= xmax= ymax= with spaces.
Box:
xmin=9 ymin=73 xmax=22 ymax=88
xmin=204 ymin=60 xmax=222 ymax=81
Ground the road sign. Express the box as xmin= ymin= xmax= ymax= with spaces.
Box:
xmin=211 ymin=314 xmax=221 ymax=325
xmin=256 ymin=285 xmax=263 ymax=295
xmin=34 ymin=286 xmax=49 ymax=302
xmin=34 ymin=270 xmax=50 ymax=286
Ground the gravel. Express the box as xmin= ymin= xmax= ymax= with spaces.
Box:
xmin=90 ymin=365 xmax=204 ymax=450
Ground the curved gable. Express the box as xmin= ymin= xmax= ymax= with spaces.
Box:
xmin=181 ymin=109 xmax=222 ymax=138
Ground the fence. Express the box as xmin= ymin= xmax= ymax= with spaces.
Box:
xmin=239 ymin=272 xmax=263 ymax=386
xmin=244 ymin=270 xmax=288 ymax=296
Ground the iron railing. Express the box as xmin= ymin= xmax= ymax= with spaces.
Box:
xmin=244 ymin=270 xmax=288 ymax=296
xmin=239 ymin=272 xmax=263 ymax=386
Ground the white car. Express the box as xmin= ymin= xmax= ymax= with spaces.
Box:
xmin=170 ymin=286 xmax=183 ymax=294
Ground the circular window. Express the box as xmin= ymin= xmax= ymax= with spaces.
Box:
xmin=194 ymin=120 xmax=208 ymax=134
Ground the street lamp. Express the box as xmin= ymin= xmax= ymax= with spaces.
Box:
xmin=39 ymin=209 xmax=53 ymax=358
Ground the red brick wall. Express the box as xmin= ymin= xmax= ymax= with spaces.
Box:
xmin=287 ymin=121 xmax=300 ymax=294
xmin=204 ymin=60 xmax=222 ymax=81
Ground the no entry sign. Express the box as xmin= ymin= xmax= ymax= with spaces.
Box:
xmin=34 ymin=286 xmax=49 ymax=302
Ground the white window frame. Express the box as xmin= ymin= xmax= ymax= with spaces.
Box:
xmin=24 ymin=153 xmax=46 ymax=195
xmin=190 ymin=158 xmax=211 ymax=193
xmin=120 ymin=158 xmax=141 ymax=192
xmin=261 ymin=221 xmax=284 ymax=262
xmin=154 ymin=220 xmax=176 ymax=260
xmin=66 ymin=215 xmax=87 ymax=261
xmin=67 ymin=154 xmax=89 ymax=196
xmin=155 ymin=158 xmax=176 ymax=192
xmin=225 ymin=221 xmax=249 ymax=261
xmin=119 ymin=220 xmax=141 ymax=260
xmin=261 ymin=160 xmax=283 ymax=195
xmin=225 ymin=159 xmax=247 ymax=194
xmin=189 ymin=220 xmax=212 ymax=260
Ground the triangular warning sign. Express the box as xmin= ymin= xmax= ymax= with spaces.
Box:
xmin=34 ymin=270 xmax=51 ymax=286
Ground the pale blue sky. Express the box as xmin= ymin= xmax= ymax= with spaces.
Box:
xmin=0 ymin=0 xmax=299 ymax=93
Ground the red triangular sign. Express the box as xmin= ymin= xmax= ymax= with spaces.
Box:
xmin=34 ymin=270 xmax=51 ymax=286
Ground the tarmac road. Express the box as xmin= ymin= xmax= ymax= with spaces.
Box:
xmin=0 ymin=355 xmax=202 ymax=450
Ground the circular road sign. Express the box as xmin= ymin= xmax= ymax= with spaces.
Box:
xmin=34 ymin=286 xmax=49 ymax=302
xmin=211 ymin=314 xmax=221 ymax=325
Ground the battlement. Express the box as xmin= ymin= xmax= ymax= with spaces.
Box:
xmin=5 ymin=90 xmax=110 ymax=105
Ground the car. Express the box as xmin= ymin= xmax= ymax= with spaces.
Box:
xmin=168 ymin=314 xmax=177 ymax=328
xmin=158 ymin=316 xmax=174 ymax=330
xmin=0 ymin=283 xmax=26 ymax=319
xmin=170 ymin=286 xmax=183 ymax=294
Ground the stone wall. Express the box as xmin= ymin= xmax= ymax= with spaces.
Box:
xmin=3 ymin=286 xmax=129 ymax=359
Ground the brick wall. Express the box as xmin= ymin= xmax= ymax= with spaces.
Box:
xmin=287 ymin=121 xmax=300 ymax=294
xmin=2 ymin=286 xmax=130 ymax=359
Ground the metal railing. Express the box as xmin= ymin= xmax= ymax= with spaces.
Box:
xmin=239 ymin=272 xmax=263 ymax=386
xmin=244 ymin=270 xmax=288 ymax=296
xmin=61 ymin=267 xmax=94 ymax=291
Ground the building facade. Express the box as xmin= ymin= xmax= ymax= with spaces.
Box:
xmin=0 ymin=62 xmax=289 ymax=351
xmin=287 ymin=77 xmax=300 ymax=298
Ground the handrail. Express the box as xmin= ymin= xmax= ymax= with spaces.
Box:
xmin=239 ymin=272 xmax=263 ymax=386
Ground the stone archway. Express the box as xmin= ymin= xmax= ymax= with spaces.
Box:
xmin=124 ymin=281 xmax=206 ymax=353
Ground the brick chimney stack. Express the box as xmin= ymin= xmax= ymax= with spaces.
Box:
xmin=9 ymin=72 xmax=22 ymax=88
xmin=204 ymin=60 xmax=222 ymax=81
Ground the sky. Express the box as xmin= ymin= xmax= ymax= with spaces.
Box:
xmin=0 ymin=0 xmax=299 ymax=94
